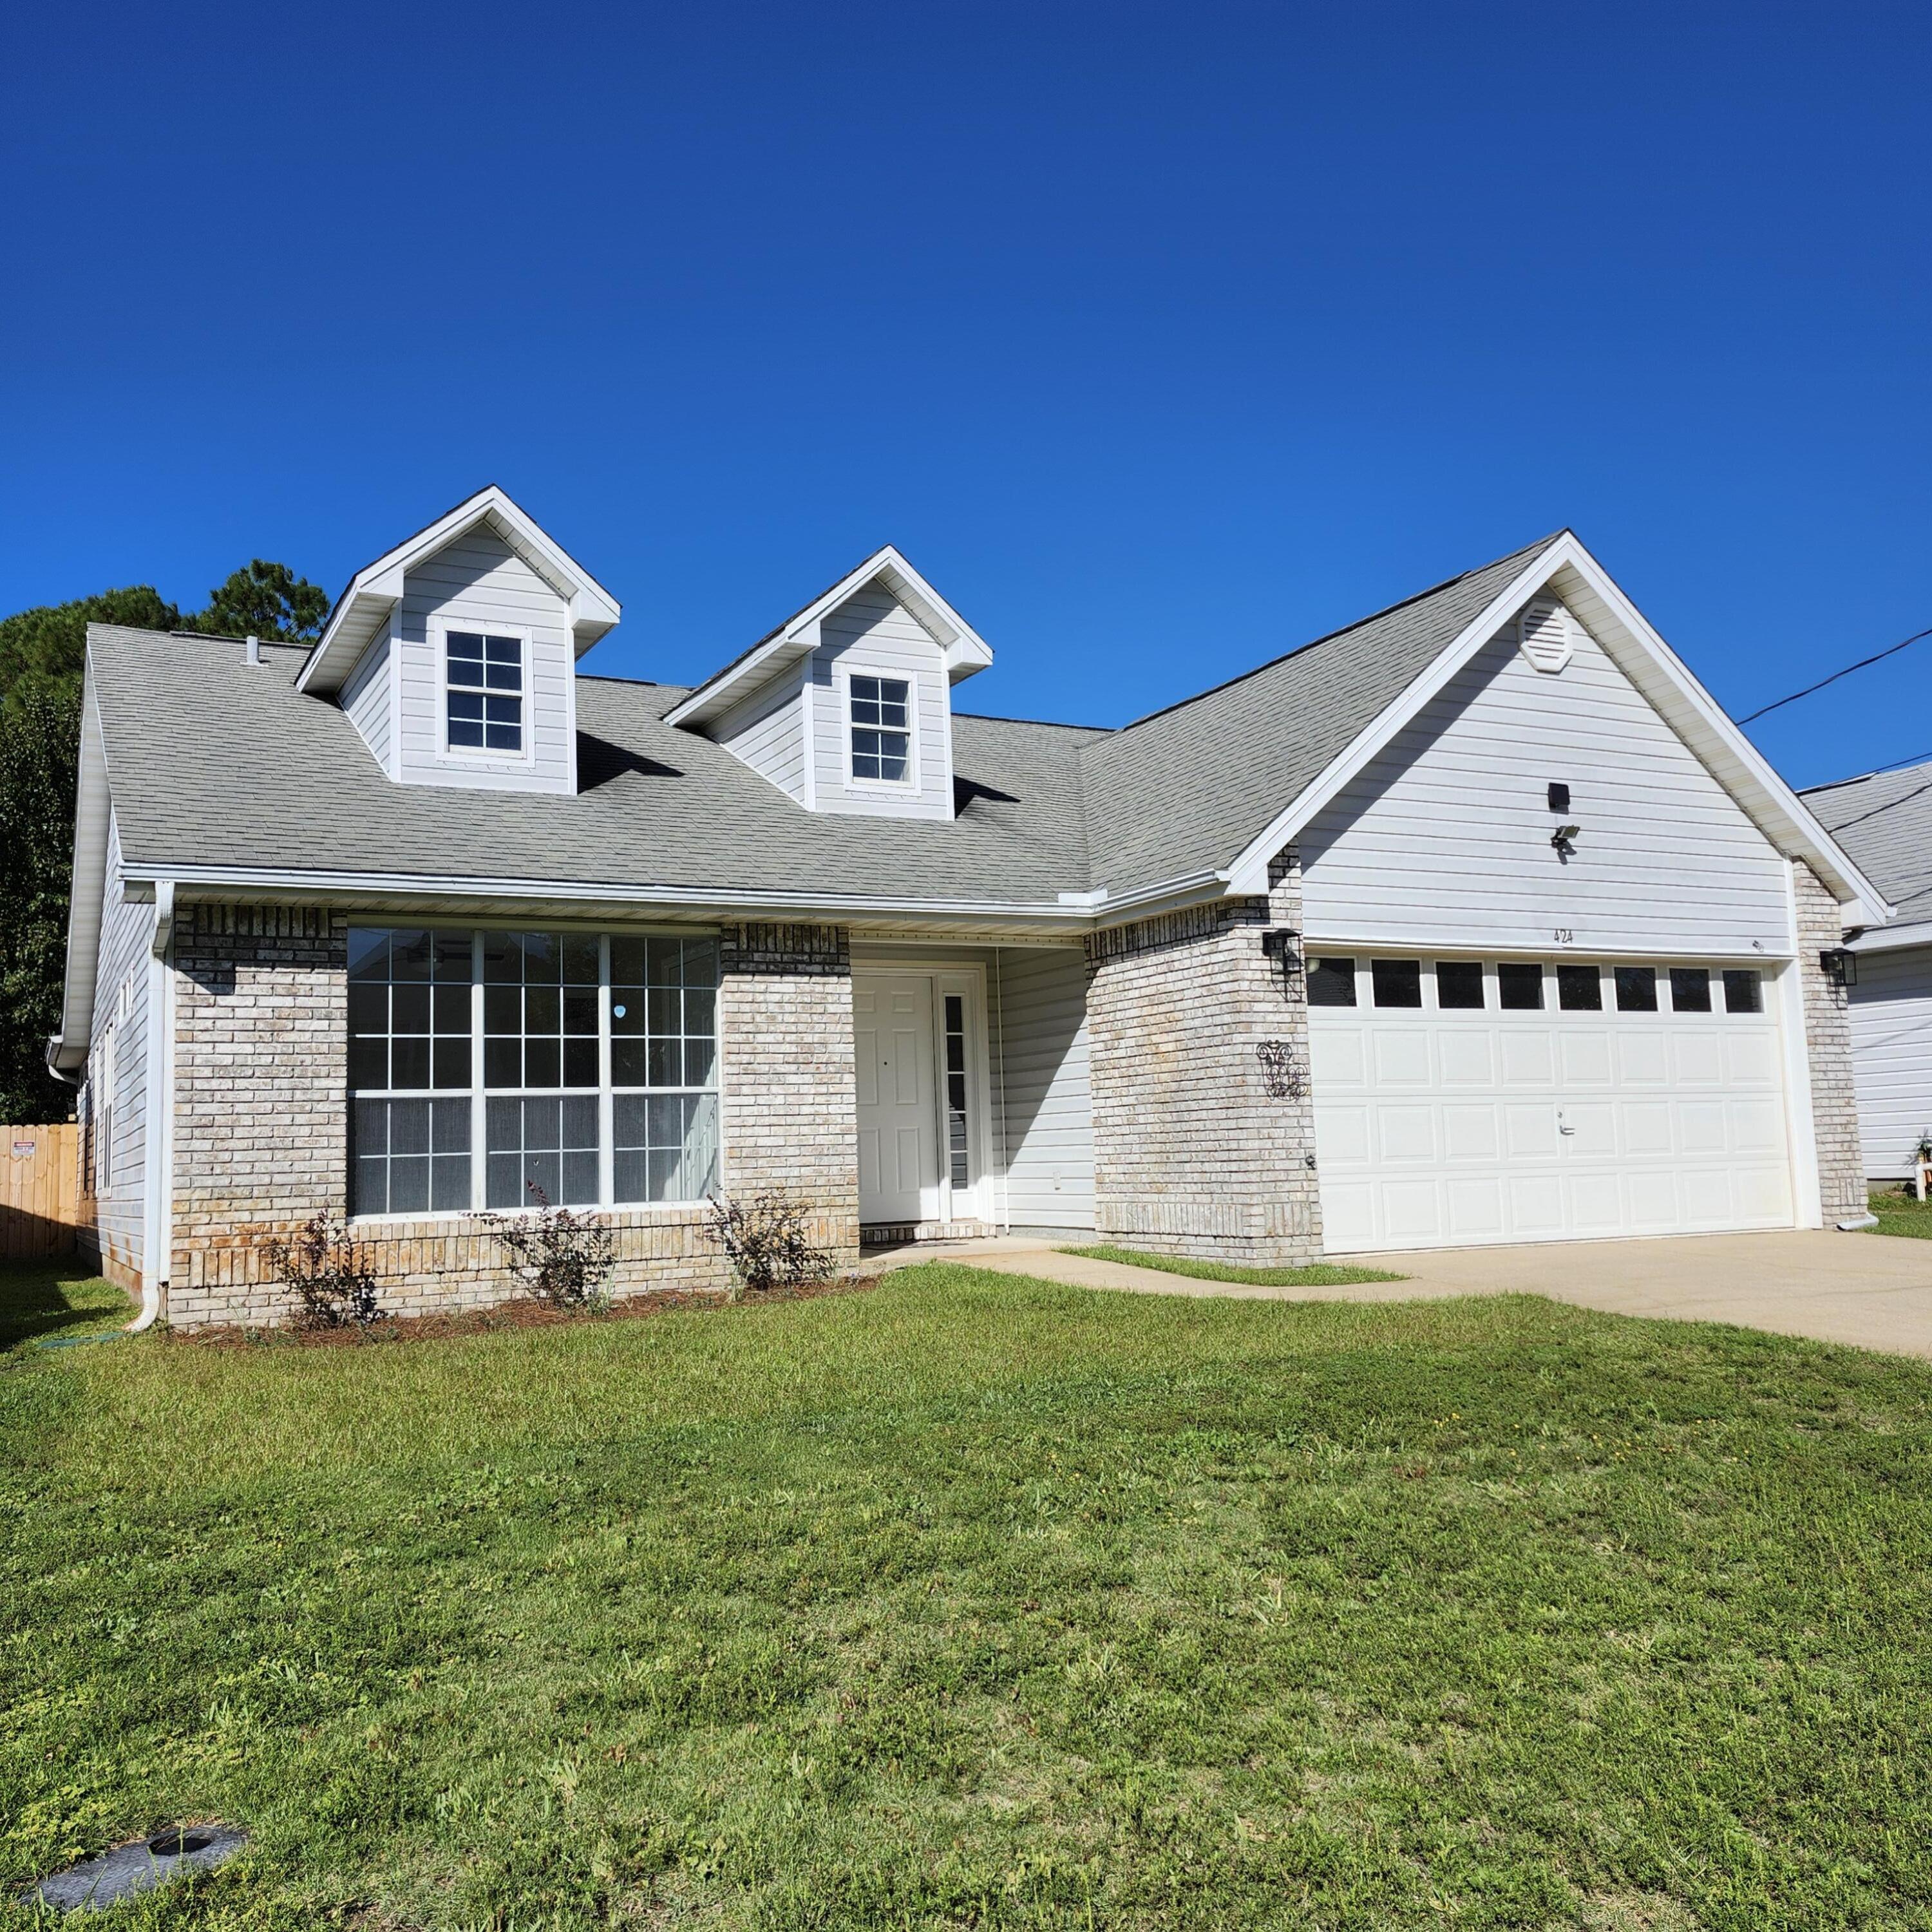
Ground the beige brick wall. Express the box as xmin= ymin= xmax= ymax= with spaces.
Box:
xmin=1084 ymin=848 xmax=1321 ymax=1265
xmin=166 ymin=907 xmax=862 ymax=1328
xmin=1793 ymin=861 xmax=1868 ymax=1223
xmin=719 ymin=922 xmax=860 ymax=1270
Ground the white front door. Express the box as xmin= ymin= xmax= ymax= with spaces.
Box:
xmin=855 ymin=972 xmax=940 ymax=1223
xmin=1310 ymin=955 xmax=1795 ymax=1253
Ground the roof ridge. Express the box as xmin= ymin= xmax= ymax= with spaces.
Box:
xmin=1800 ymin=755 xmax=1932 ymax=796
xmin=1097 ymin=531 xmax=1567 ymax=739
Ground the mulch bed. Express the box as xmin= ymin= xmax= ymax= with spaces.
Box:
xmin=175 ymin=1272 xmax=884 ymax=1348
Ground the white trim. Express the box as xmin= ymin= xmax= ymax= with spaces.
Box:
xmin=663 ymin=545 xmax=993 ymax=730
xmin=1778 ymin=860 xmax=1825 ymax=1227
xmin=1848 ymin=918 xmax=1932 ymax=954
xmin=125 ymin=862 xmax=1108 ymax=927
xmin=799 ymin=661 xmax=817 ymax=811
xmin=838 ymin=665 xmax=921 ymax=795
xmin=1220 ymin=532 xmax=1892 ymax=922
xmin=432 ymin=619 xmax=535 ymax=767
xmin=299 ymin=485 xmax=620 ymax=696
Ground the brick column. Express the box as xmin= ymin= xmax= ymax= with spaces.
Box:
xmin=170 ymin=904 xmax=348 ymax=1325
xmin=719 ymin=922 xmax=860 ymax=1269
xmin=1084 ymin=847 xmax=1321 ymax=1266
xmin=1793 ymin=861 xmax=1867 ymax=1224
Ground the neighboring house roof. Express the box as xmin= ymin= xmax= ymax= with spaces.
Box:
xmin=1802 ymin=759 xmax=1932 ymax=947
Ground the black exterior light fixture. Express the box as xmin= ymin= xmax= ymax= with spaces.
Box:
xmin=1551 ymin=823 xmax=1581 ymax=858
xmin=1820 ymin=947 xmax=1858 ymax=989
xmin=1261 ymin=927 xmax=1303 ymax=997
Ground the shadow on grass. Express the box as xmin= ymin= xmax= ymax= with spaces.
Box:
xmin=0 ymin=1260 xmax=135 ymax=1352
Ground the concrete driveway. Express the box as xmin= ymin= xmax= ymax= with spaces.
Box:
xmin=867 ymin=1228 xmax=1932 ymax=1359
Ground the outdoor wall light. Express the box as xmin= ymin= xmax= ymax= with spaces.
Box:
xmin=1551 ymin=823 xmax=1581 ymax=858
xmin=1819 ymin=947 xmax=1858 ymax=989
xmin=1260 ymin=927 xmax=1303 ymax=997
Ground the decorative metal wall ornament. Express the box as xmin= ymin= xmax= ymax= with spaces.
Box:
xmin=1255 ymin=1038 xmax=1307 ymax=1099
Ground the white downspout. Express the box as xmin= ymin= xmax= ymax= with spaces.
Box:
xmin=129 ymin=881 xmax=174 ymax=1331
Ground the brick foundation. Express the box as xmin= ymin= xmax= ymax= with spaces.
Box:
xmin=1085 ymin=848 xmax=1321 ymax=1265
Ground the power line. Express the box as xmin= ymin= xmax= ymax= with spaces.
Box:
xmin=1739 ymin=623 xmax=1932 ymax=724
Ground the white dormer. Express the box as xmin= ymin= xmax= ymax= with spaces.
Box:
xmin=666 ymin=546 xmax=992 ymax=819
xmin=298 ymin=486 xmax=620 ymax=795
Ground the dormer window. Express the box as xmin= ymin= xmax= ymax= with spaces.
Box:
xmin=446 ymin=630 xmax=525 ymax=757
xmin=849 ymin=674 xmax=912 ymax=785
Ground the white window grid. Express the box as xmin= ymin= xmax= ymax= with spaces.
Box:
xmin=348 ymin=927 xmax=720 ymax=1218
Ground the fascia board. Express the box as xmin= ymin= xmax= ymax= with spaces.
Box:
xmin=52 ymin=680 xmax=111 ymax=1070
xmin=120 ymin=860 xmax=1103 ymax=931
xmin=1848 ymin=917 xmax=1932 ymax=954
xmin=1220 ymin=540 xmax=1569 ymax=894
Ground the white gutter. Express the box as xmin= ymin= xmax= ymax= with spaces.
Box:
xmin=1847 ymin=916 xmax=1932 ymax=955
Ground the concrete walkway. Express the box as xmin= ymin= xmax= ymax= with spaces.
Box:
xmin=864 ymin=1228 xmax=1932 ymax=1359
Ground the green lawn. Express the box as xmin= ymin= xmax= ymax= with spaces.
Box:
xmin=3 ymin=1260 xmax=1931 ymax=1930
xmin=1866 ymin=1189 xmax=1932 ymax=1240
xmin=1059 ymin=1245 xmax=1405 ymax=1288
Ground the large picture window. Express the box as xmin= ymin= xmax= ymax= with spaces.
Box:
xmin=348 ymin=927 xmax=720 ymax=1217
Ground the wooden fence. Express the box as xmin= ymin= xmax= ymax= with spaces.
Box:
xmin=1 ymin=1124 xmax=82 ymax=1261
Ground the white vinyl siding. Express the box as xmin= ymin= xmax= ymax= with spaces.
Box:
xmin=395 ymin=527 xmax=576 ymax=794
xmin=88 ymin=808 xmax=154 ymax=1280
xmin=713 ymin=668 xmax=808 ymax=802
xmin=809 ymin=588 xmax=952 ymax=819
xmin=1301 ymin=612 xmax=1792 ymax=957
xmin=1844 ymin=943 xmax=1932 ymax=1180
xmin=992 ymin=946 xmax=1095 ymax=1231
xmin=340 ymin=628 xmax=394 ymax=773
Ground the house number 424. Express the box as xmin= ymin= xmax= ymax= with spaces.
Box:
xmin=1553 ymin=927 xmax=1575 ymax=944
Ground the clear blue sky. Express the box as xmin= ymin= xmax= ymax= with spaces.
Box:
xmin=3 ymin=1 xmax=1926 ymax=788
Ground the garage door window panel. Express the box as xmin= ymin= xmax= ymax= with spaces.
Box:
xmin=1435 ymin=961 xmax=1485 ymax=1009
xmin=1614 ymin=966 xmax=1658 ymax=1012
xmin=1557 ymin=964 xmax=1603 ymax=1011
xmin=1670 ymin=967 xmax=1712 ymax=1012
xmin=1498 ymin=963 xmax=1544 ymax=1010
xmin=1723 ymin=970 xmax=1763 ymax=1014
xmin=1372 ymin=959 xmax=1423 ymax=1009
xmin=1307 ymin=957 xmax=1358 ymax=1007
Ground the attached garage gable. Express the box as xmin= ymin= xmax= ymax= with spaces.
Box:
xmin=1298 ymin=600 xmax=1792 ymax=958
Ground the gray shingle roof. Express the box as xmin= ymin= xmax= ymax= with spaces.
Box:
xmin=85 ymin=532 xmax=1562 ymax=911
xmin=1077 ymin=534 xmax=1560 ymax=891
xmin=1801 ymin=760 xmax=1932 ymax=923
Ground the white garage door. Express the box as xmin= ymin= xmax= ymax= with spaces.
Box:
xmin=1309 ymin=954 xmax=1795 ymax=1253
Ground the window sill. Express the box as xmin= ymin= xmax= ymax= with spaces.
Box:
xmin=348 ymin=1201 xmax=714 ymax=1233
